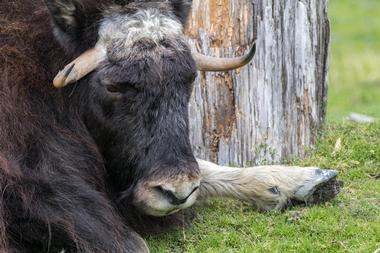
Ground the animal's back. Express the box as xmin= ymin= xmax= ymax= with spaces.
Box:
xmin=0 ymin=0 xmax=108 ymax=174
xmin=0 ymin=3 xmax=107 ymax=251
xmin=0 ymin=0 xmax=66 ymax=168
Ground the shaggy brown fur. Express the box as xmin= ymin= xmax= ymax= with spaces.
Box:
xmin=0 ymin=1 xmax=146 ymax=252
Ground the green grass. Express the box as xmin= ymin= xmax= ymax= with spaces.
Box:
xmin=328 ymin=0 xmax=380 ymax=121
xmin=147 ymin=1 xmax=380 ymax=252
xmin=147 ymin=123 xmax=380 ymax=253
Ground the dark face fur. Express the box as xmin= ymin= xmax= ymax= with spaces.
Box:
xmin=48 ymin=0 xmax=201 ymax=216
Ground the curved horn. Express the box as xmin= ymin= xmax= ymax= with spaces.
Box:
xmin=53 ymin=47 xmax=106 ymax=88
xmin=193 ymin=42 xmax=256 ymax=72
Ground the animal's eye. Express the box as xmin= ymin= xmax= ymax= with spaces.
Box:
xmin=106 ymin=83 xmax=124 ymax=93
xmin=101 ymin=79 xmax=125 ymax=94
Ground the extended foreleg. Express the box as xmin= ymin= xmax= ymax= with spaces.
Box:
xmin=197 ymin=159 xmax=342 ymax=211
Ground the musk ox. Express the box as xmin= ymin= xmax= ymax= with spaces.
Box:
xmin=0 ymin=0 xmax=341 ymax=252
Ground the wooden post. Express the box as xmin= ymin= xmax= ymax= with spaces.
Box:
xmin=185 ymin=0 xmax=330 ymax=166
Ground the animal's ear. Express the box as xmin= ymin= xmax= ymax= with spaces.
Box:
xmin=44 ymin=0 xmax=85 ymax=38
xmin=171 ymin=0 xmax=192 ymax=25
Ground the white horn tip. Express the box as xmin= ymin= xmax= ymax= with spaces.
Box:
xmin=53 ymin=64 xmax=77 ymax=88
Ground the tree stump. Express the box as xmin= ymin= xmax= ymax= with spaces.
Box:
xmin=186 ymin=0 xmax=330 ymax=166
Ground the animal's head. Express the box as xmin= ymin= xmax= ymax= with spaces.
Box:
xmin=46 ymin=0 xmax=255 ymax=217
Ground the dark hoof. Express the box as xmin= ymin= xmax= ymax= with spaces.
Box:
xmin=290 ymin=169 xmax=343 ymax=206
xmin=304 ymin=177 xmax=344 ymax=204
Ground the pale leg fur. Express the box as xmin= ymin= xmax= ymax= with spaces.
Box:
xmin=197 ymin=159 xmax=338 ymax=211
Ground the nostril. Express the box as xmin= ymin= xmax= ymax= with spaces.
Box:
xmin=155 ymin=185 xmax=199 ymax=206
xmin=156 ymin=186 xmax=187 ymax=205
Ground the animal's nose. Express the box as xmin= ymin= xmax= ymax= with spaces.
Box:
xmin=156 ymin=182 xmax=200 ymax=206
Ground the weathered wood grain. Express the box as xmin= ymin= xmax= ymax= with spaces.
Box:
xmin=185 ymin=0 xmax=330 ymax=166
